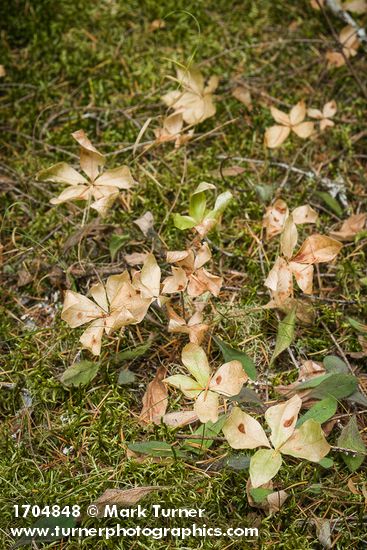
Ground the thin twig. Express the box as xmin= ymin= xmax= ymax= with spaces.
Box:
xmin=325 ymin=0 xmax=367 ymax=45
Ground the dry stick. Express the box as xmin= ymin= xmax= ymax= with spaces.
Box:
xmin=325 ymin=0 xmax=367 ymax=45
xmin=320 ymin=320 xmax=355 ymax=374
xmin=316 ymin=0 xmax=367 ymax=102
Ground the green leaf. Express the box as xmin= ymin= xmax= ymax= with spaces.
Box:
xmin=211 ymin=190 xmax=233 ymax=218
xmin=309 ymin=374 xmax=357 ymax=400
xmin=306 ymin=483 xmax=322 ymax=494
xmin=117 ymin=341 xmax=152 ymax=361
xmin=255 ymin=183 xmax=274 ymax=203
xmin=213 ymin=335 xmax=257 ymax=380
xmin=323 ymin=355 xmax=348 ymax=373
xmin=127 ymin=441 xmax=187 ymax=458
xmin=222 ymin=453 xmax=251 ymax=470
xmin=109 ymin=234 xmax=127 ymax=261
xmin=347 ymin=317 xmax=367 ymax=334
xmin=318 ymin=457 xmax=334 ymax=469
xmin=250 ymin=449 xmax=282 ymax=488
xmin=250 ymin=487 xmax=273 ymax=503
xmin=296 ymin=373 xmax=333 ymax=390
xmin=296 ymin=397 xmax=337 ymax=428
xmin=189 ymin=191 xmax=207 ymax=221
xmin=183 ymin=415 xmax=227 ymax=454
xmin=13 ymin=516 xmax=76 ymax=547
xmin=60 ymin=360 xmax=99 ymax=387
xmin=270 ymin=308 xmax=296 ymax=364
xmin=173 ymin=213 xmax=196 ymax=230
xmin=188 ymin=182 xmax=216 ymax=221
xmin=315 ymin=191 xmax=343 ymax=217
xmin=229 ymin=387 xmax=263 ymax=406
xmin=337 ymin=416 xmax=366 ymax=472
xmin=118 ymin=369 xmax=137 ymax=385
xmin=346 ymin=390 xmax=367 ymax=407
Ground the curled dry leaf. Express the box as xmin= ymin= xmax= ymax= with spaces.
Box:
xmin=162 ymin=67 xmax=218 ymax=125
xmin=343 ymin=0 xmax=367 ymax=13
xmin=232 ymin=86 xmax=252 ymax=110
xmin=149 ymin=19 xmax=166 ymax=31
xmin=140 ymin=366 xmax=168 ymax=424
xmin=167 ymin=305 xmax=209 ymax=344
xmin=124 ymin=252 xmax=148 ymax=266
xmin=93 ymin=486 xmax=167 ymax=517
xmin=134 ymin=211 xmax=154 ymax=237
xmin=163 ymin=243 xmax=222 ymax=298
xmin=164 ymin=343 xmax=248 ymax=423
xmin=330 ymin=213 xmax=366 ymax=241
xmin=264 ymin=101 xmax=314 ymax=148
xmin=162 ymin=410 xmax=199 ymax=427
xmin=280 ymin=216 xmax=298 ymax=259
xmin=246 ymin=478 xmax=289 ymax=515
xmin=37 ymin=130 xmax=135 ymax=216
xmin=263 ymin=199 xmax=289 ymax=239
xmin=292 ymin=234 xmax=342 ymax=264
xmin=61 ymin=254 xmax=159 ymax=355
xmin=154 ymin=112 xmax=194 ymax=148
xmin=308 ymin=101 xmax=337 ymax=131
xmin=263 ymin=200 xmax=317 ymax=240
xmin=326 ymin=26 xmax=360 ymax=68
xmin=310 ymin=0 xmax=325 ymax=9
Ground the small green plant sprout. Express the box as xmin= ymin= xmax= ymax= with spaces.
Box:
xmin=61 ymin=254 xmax=160 ymax=355
xmin=37 ymin=130 xmax=135 ymax=216
xmin=173 ymin=182 xmax=232 ymax=237
xmin=264 ymin=100 xmax=314 ymax=148
xmin=163 ymin=343 xmax=248 ymax=423
xmin=162 ymin=242 xmax=222 ymax=297
xmin=264 ymin=200 xmax=342 ymax=307
xmin=162 ymin=66 xmax=219 ymax=125
xmin=223 ymin=395 xmax=330 ymax=488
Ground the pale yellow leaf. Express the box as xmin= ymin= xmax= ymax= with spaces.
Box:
xmin=61 ymin=290 xmax=102 ymax=328
xmin=181 ymin=343 xmax=211 ymax=386
xmin=265 ymin=394 xmax=302 ymax=450
xmin=264 ymin=125 xmax=290 ymax=148
xmin=79 ymin=318 xmax=104 ymax=356
xmin=223 ymin=407 xmax=270 ymax=449
xmin=292 ymin=205 xmax=318 ymax=225
xmin=194 ymin=390 xmax=219 ymax=423
xmin=289 ymin=100 xmax=306 ymax=126
xmin=292 ymin=121 xmax=314 ymax=138
xmin=209 ymin=360 xmax=248 ymax=396
xmin=281 ymin=419 xmax=331 ymax=461
xmin=280 ymin=215 xmax=298 ymax=259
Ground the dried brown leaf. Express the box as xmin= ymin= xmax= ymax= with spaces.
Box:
xmin=139 ymin=366 xmax=168 ymax=424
